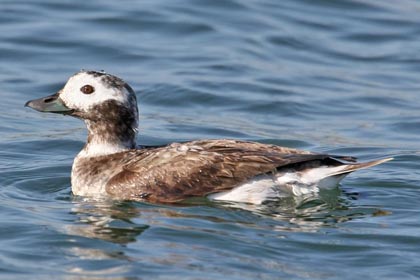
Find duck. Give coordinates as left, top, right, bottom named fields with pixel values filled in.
left=25, top=70, right=392, bottom=204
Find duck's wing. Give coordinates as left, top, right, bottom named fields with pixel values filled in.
left=105, top=140, right=352, bottom=203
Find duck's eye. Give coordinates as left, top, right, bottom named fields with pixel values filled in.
left=80, top=85, right=95, bottom=95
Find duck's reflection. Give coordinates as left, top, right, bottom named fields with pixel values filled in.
left=66, top=187, right=387, bottom=245
left=61, top=187, right=391, bottom=278
left=214, top=187, right=387, bottom=232
left=67, top=199, right=149, bottom=244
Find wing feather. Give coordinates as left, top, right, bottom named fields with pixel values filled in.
left=105, top=140, right=345, bottom=202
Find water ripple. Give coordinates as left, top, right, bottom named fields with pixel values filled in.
left=0, top=0, right=419, bottom=279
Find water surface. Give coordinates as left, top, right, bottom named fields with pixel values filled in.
left=1, top=1, right=419, bottom=279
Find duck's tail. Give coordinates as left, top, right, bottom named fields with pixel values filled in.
left=329, top=157, right=393, bottom=176
left=302, top=157, right=393, bottom=190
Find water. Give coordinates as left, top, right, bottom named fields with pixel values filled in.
left=1, top=0, right=419, bottom=279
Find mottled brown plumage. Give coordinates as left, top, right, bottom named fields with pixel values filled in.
left=70, top=139, right=358, bottom=203
left=106, top=140, right=321, bottom=202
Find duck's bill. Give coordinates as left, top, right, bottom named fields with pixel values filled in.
left=25, top=93, right=73, bottom=114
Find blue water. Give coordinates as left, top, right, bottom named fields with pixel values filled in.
left=1, top=0, right=420, bottom=279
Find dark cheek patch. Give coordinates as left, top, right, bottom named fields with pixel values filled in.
left=85, top=100, right=138, bottom=148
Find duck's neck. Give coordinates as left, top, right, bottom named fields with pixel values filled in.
left=78, top=117, right=138, bottom=158
left=71, top=98, right=139, bottom=158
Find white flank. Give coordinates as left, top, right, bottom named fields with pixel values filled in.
left=208, top=175, right=280, bottom=204
left=209, top=165, right=352, bottom=203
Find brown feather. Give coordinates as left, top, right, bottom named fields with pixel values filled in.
left=103, top=140, right=348, bottom=203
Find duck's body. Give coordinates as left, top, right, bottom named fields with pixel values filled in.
left=71, top=139, right=389, bottom=203
left=26, top=71, right=391, bottom=204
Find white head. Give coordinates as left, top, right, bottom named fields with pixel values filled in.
left=26, top=70, right=139, bottom=157
left=59, top=71, right=133, bottom=113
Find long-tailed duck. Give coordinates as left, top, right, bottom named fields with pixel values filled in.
left=25, top=70, right=392, bottom=204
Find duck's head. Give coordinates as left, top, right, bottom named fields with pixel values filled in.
left=26, top=71, right=139, bottom=155
left=26, top=70, right=138, bottom=122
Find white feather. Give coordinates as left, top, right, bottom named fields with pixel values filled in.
left=209, top=165, right=351, bottom=203
left=59, top=72, right=128, bottom=110
left=208, top=175, right=281, bottom=204
left=76, top=142, right=130, bottom=158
